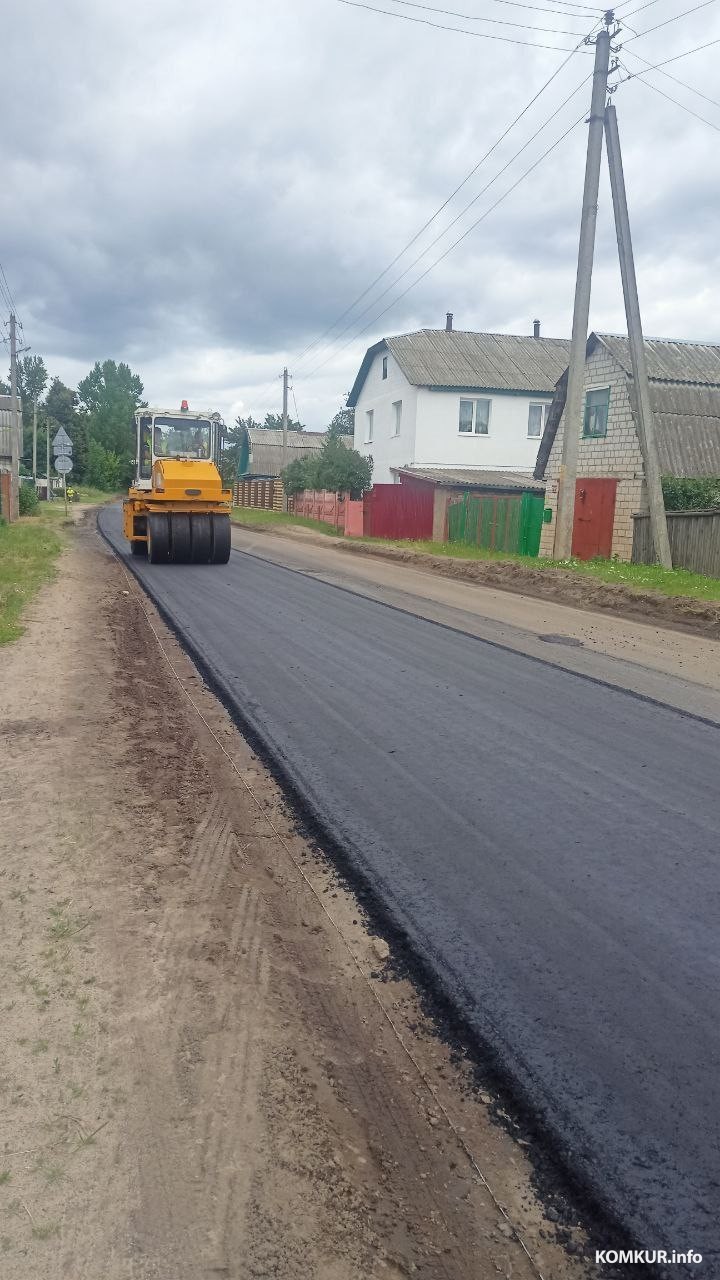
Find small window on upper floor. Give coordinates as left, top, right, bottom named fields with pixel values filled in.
left=365, top=409, right=374, bottom=443
left=528, top=403, right=546, bottom=439
left=382, top=355, right=388, bottom=380
left=583, top=387, right=610, bottom=438
left=459, top=398, right=490, bottom=435
left=392, top=400, right=402, bottom=436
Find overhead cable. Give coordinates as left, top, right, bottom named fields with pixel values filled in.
left=622, top=46, right=720, bottom=108
left=301, top=109, right=587, bottom=380
left=625, top=0, right=719, bottom=42
left=619, top=60, right=720, bottom=130
left=296, top=73, right=591, bottom=374
left=335, top=0, right=583, bottom=50
left=293, top=18, right=599, bottom=369
left=386, top=0, right=589, bottom=33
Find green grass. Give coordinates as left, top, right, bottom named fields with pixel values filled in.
left=230, top=507, right=720, bottom=604
left=231, top=506, right=339, bottom=537
left=356, top=536, right=720, bottom=602
left=0, top=510, right=64, bottom=644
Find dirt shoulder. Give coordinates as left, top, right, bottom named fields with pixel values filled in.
left=231, top=517, right=720, bottom=639
left=0, top=516, right=600, bottom=1278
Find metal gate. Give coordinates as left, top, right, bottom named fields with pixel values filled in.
left=363, top=484, right=434, bottom=541
left=448, top=492, right=544, bottom=556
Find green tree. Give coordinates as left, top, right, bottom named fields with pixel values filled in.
left=44, top=378, right=89, bottom=483
left=282, top=436, right=372, bottom=500
left=662, top=475, right=720, bottom=511
left=17, top=355, right=48, bottom=420
left=260, top=411, right=303, bottom=433
left=86, top=439, right=124, bottom=491
left=77, top=360, right=144, bottom=463
left=327, top=407, right=354, bottom=439
left=0, top=376, right=9, bottom=395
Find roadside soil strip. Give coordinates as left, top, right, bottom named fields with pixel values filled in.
left=0, top=516, right=598, bottom=1278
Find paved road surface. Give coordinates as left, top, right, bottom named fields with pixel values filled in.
left=100, top=507, right=720, bottom=1265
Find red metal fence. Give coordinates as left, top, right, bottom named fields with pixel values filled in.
left=363, top=483, right=434, bottom=541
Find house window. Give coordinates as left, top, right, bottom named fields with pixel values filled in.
left=365, top=409, right=374, bottom=443
left=392, top=400, right=402, bottom=436
left=459, top=398, right=490, bottom=435
left=382, top=356, right=388, bottom=380
left=583, top=387, right=610, bottom=438
left=528, top=403, right=546, bottom=438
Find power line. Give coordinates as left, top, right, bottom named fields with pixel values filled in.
left=335, top=0, right=583, bottom=49
left=393, top=0, right=606, bottom=16
left=622, top=32, right=720, bottom=69
left=625, top=0, right=719, bottom=42
left=290, top=383, right=301, bottom=425
left=615, top=0, right=665, bottom=19
left=296, top=72, right=591, bottom=374
left=385, top=0, right=590, bottom=34
left=622, top=45, right=720, bottom=108
left=301, top=108, right=587, bottom=380
left=618, top=59, right=720, bottom=130
left=293, top=20, right=599, bottom=369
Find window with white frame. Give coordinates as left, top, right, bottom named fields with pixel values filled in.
left=381, top=355, right=388, bottom=380
left=392, top=400, right=402, bottom=436
left=527, top=403, right=546, bottom=438
left=458, top=398, right=490, bottom=435
left=365, top=409, right=374, bottom=443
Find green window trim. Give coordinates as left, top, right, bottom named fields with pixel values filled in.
left=582, top=386, right=610, bottom=438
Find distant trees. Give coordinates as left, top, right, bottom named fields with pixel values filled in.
left=327, top=407, right=354, bottom=439
left=77, top=360, right=144, bottom=472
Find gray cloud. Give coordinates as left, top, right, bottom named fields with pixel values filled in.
left=2, top=0, right=719, bottom=426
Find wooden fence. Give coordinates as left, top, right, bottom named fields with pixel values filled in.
left=632, top=508, right=720, bottom=578
left=448, top=492, right=545, bottom=557
left=233, top=479, right=288, bottom=512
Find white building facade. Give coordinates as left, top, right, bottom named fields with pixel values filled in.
left=348, top=326, right=571, bottom=485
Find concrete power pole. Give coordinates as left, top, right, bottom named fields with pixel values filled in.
left=553, top=26, right=612, bottom=560
left=9, top=313, right=20, bottom=521
left=32, top=397, right=38, bottom=484
left=604, top=104, right=672, bottom=568
left=281, top=367, right=289, bottom=512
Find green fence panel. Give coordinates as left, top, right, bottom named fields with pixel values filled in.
left=519, top=493, right=544, bottom=557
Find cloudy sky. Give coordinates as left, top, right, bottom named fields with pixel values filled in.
left=2, top=0, right=719, bottom=428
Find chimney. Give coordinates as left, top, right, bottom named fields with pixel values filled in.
left=533, top=319, right=541, bottom=339
left=446, top=312, right=453, bottom=332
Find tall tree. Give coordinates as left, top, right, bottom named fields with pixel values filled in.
left=17, top=355, right=48, bottom=407
left=44, top=378, right=88, bottom=482
left=327, top=407, right=354, bottom=439
left=260, top=411, right=304, bottom=433
left=77, top=360, right=144, bottom=460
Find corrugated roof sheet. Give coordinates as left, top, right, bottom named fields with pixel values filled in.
left=386, top=330, right=571, bottom=392
left=535, top=336, right=720, bottom=480
left=348, top=330, right=571, bottom=405
left=243, top=429, right=348, bottom=478
left=396, top=466, right=545, bottom=492
left=597, top=334, right=720, bottom=386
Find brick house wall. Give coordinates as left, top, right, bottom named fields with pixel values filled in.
left=539, top=344, right=647, bottom=560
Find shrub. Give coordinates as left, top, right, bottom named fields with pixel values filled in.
left=662, top=475, right=720, bottom=511
left=86, top=439, right=124, bottom=491
left=282, top=437, right=372, bottom=500
left=19, top=483, right=40, bottom=516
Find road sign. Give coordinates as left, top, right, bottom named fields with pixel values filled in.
left=52, top=426, right=73, bottom=454
left=54, top=445, right=72, bottom=458
left=54, top=455, right=73, bottom=475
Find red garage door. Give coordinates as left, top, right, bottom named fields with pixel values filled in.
left=572, top=478, right=617, bottom=560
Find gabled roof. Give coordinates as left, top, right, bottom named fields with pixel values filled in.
left=347, top=329, right=572, bottom=406
left=534, top=332, right=720, bottom=480
left=394, top=466, right=544, bottom=493
left=239, top=427, right=349, bottom=478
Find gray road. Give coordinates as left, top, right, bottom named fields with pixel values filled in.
left=100, top=507, right=720, bottom=1265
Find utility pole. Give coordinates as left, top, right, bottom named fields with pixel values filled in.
left=553, top=24, right=612, bottom=560
left=281, top=366, right=289, bottom=512
left=9, top=313, right=20, bottom=521
left=46, top=416, right=52, bottom=502
left=604, top=103, right=672, bottom=568
left=32, top=397, right=38, bottom=484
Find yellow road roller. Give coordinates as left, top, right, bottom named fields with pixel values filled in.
left=123, top=401, right=232, bottom=564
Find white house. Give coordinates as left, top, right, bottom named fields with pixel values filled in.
left=348, top=318, right=571, bottom=484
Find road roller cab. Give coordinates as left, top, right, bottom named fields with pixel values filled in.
left=123, top=403, right=232, bottom=564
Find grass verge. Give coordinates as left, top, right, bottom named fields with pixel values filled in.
left=231, top=506, right=339, bottom=537
left=354, top=537, right=720, bottom=602
left=0, top=510, right=65, bottom=644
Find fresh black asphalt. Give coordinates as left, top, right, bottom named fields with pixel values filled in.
left=100, top=507, right=720, bottom=1265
